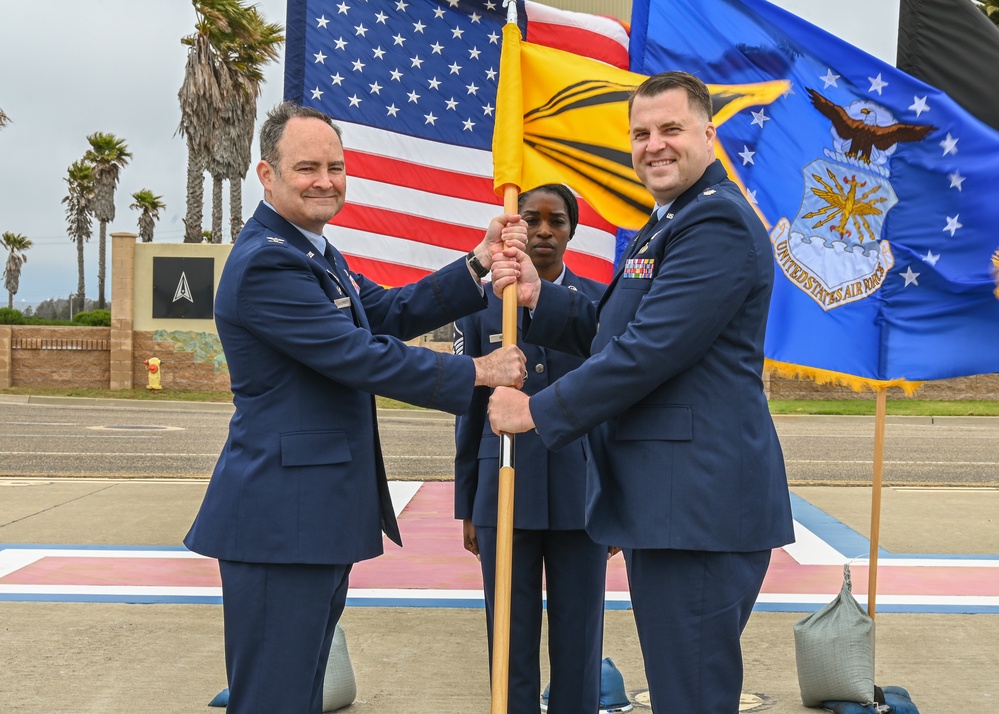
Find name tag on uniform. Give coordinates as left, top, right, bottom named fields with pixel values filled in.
left=623, top=258, right=656, bottom=279
left=489, top=333, right=502, bottom=344
left=335, top=297, right=352, bottom=309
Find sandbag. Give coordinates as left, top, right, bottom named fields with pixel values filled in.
left=794, top=564, right=875, bottom=707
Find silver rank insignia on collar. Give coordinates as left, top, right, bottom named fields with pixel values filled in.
left=307, top=251, right=315, bottom=258
left=266, top=236, right=285, bottom=243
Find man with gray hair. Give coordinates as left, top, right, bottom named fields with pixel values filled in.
left=185, top=101, right=527, bottom=713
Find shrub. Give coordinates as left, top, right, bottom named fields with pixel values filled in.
left=72, top=309, right=111, bottom=327
left=0, top=307, right=26, bottom=324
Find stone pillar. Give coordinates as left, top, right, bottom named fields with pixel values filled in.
left=0, top=325, right=12, bottom=388
left=110, top=232, right=137, bottom=390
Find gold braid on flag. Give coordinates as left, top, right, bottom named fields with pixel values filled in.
left=764, top=359, right=923, bottom=396
left=494, top=33, right=790, bottom=230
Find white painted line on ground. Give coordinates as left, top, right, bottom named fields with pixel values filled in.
left=0, top=550, right=46, bottom=578
left=786, top=459, right=998, bottom=465
left=784, top=521, right=847, bottom=565
left=2, top=452, right=219, bottom=457
left=388, top=481, right=422, bottom=517
left=757, top=593, right=999, bottom=607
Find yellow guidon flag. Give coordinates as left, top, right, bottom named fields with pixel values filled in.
left=493, top=23, right=790, bottom=230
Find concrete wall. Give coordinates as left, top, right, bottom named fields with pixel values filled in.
left=108, top=233, right=232, bottom=390
left=0, top=326, right=110, bottom=389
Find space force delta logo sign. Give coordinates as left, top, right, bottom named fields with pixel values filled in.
left=769, top=89, right=934, bottom=311
left=152, top=257, right=214, bottom=320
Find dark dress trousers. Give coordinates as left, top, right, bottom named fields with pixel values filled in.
left=455, top=269, right=608, bottom=714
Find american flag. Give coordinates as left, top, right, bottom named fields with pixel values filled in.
left=285, top=0, right=629, bottom=285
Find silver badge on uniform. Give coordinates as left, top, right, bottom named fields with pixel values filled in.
left=266, top=236, right=285, bottom=243
left=335, top=297, right=352, bottom=309
left=488, top=333, right=503, bottom=344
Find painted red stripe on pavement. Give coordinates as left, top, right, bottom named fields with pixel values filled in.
left=0, top=557, right=218, bottom=588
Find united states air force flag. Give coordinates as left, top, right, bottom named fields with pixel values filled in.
left=630, top=0, right=999, bottom=387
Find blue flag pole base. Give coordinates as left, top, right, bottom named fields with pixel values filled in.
left=822, top=685, right=919, bottom=713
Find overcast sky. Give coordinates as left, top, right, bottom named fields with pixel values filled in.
left=0, top=0, right=898, bottom=307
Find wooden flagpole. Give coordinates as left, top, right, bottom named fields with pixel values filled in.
left=867, top=387, right=888, bottom=620
left=490, top=183, right=521, bottom=713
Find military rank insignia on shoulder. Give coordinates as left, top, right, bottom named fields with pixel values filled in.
left=266, top=236, right=285, bottom=244
left=702, top=189, right=717, bottom=196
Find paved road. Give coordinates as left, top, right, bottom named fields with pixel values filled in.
left=0, top=396, right=996, bottom=485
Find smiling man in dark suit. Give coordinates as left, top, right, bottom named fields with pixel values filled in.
left=487, top=73, right=795, bottom=713
left=184, top=101, right=527, bottom=714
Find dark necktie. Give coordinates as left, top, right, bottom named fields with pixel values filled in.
left=324, top=242, right=352, bottom=296
left=323, top=241, right=337, bottom=268
left=626, top=211, right=660, bottom=261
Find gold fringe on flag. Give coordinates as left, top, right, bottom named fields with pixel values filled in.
left=992, top=249, right=999, bottom=300
left=765, top=359, right=923, bottom=396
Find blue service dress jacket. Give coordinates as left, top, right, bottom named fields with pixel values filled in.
left=524, top=160, right=795, bottom=553
left=454, top=269, right=605, bottom=529
left=185, top=202, right=486, bottom=566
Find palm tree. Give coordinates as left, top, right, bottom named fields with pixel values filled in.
left=981, top=0, right=999, bottom=27
left=84, top=132, right=132, bottom=310
left=179, top=0, right=283, bottom=243
left=130, top=189, right=166, bottom=243
left=209, top=8, right=283, bottom=242
left=62, top=160, right=95, bottom=304
left=179, top=0, right=249, bottom=244
left=2, top=232, right=32, bottom=310
left=0, top=109, right=10, bottom=128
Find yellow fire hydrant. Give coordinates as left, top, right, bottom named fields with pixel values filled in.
left=144, top=357, right=162, bottom=390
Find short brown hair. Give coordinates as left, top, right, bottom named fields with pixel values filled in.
left=259, top=102, right=342, bottom=168
left=628, top=71, right=713, bottom=122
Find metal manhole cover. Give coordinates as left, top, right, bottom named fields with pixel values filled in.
left=631, top=691, right=770, bottom=711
